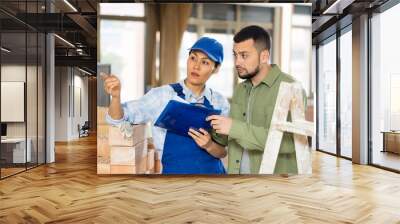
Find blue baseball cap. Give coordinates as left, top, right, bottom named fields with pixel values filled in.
left=189, top=37, right=224, bottom=64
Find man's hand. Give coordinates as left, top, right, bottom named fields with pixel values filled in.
left=188, top=128, right=212, bottom=150
left=206, top=115, right=232, bottom=135
left=100, top=73, right=121, bottom=98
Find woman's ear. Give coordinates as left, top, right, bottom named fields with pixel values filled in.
left=212, top=64, right=220, bottom=74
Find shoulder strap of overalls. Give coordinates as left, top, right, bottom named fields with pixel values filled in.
left=169, top=83, right=185, bottom=100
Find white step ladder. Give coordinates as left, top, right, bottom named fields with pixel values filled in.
left=259, top=82, right=314, bottom=174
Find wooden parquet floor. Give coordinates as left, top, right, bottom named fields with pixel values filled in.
left=1, top=134, right=400, bottom=224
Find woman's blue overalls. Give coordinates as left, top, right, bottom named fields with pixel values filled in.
left=161, top=83, right=226, bottom=174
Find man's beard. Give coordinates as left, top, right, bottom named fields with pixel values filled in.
left=237, top=65, right=260, bottom=80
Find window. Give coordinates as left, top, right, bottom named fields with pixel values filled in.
left=99, top=3, right=145, bottom=102
left=390, top=75, right=400, bottom=130
left=291, top=5, right=312, bottom=97
left=203, top=4, right=235, bottom=21
left=241, top=6, right=273, bottom=23
left=179, top=31, right=198, bottom=82
left=317, top=36, right=337, bottom=155
left=0, top=1, right=46, bottom=179
left=339, top=27, right=352, bottom=158
left=99, top=3, right=145, bottom=17
left=371, top=3, right=400, bottom=171
left=204, top=32, right=235, bottom=98
left=179, top=4, right=275, bottom=99
left=291, top=28, right=311, bottom=96
left=179, top=30, right=235, bottom=99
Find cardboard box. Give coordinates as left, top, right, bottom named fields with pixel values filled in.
left=132, top=125, right=147, bottom=147
left=135, top=140, right=148, bottom=174
left=108, top=126, right=134, bottom=146
left=147, top=149, right=155, bottom=173
left=97, top=124, right=109, bottom=139
left=110, top=165, right=136, bottom=174
left=97, top=163, right=110, bottom=174
left=96, top=122, right=150, bottom=174
left=97, top=138, right=110, bottom=161
left=110, top=146, right=136, bottom=165
left=154, top=151, right=162, bottom=174
left=97, top=107, right=109, bottom=125
left=108, top=124, right=147, bottom=147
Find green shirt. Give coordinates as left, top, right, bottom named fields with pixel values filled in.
left=225, top=64, right=305, bottom=174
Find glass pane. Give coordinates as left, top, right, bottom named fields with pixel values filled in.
left=179, top=30, right=234, bottom=99
left=187, top=25, right=197, bottom=33
left=294, top=5, right=312, bottom=15
left=290, top=27, right=311, bottom=96
left=38, top=33, right=45, bottom=164
left=26, top=0, right=38, bottom=13
left=1, top=31, right=27, bottom=177
left=191, top=4, right=197, bottom=18
left=99, top=3, right=145, bottom=17
left=0, top=1, right=26, bottom=13
left=203, top=4, right=235, bottom=21
left=100, top=20, right=145, bottom=102
left=311, top=45, right=317, bottom=150
left=340, top=29, right=352, bottom=158
left=179, top=31, right=198, bottom=81
left=318, top=37, right=337, bottom=154
left=240, top=5, right=274, bottom=23
left=203, top=32, right=234, bottom=99
left=391, top=75, right=400, bottom=125
left=371, top=3, right=400, bottom=171
left=292, top=6, right=311, bottom=27
left=27, top=31, right=38, bottom=169
left=0, top=2, right=27, bottom=32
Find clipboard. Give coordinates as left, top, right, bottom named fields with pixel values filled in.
left=154, top=100, right=221, bottom=137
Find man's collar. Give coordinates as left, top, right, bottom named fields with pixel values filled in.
left=261, top=64, right=281, bottom=87
left=242, top=64, right=281, bottom=88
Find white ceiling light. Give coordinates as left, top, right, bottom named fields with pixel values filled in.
left=323, top=0, right=354, bottom=15
left=1, top=47, right=11, bottom=53
left=54, top=34, right=75, bottom=48
left=63, top=0, right=78, bottom=12
left=78, top=67, right=93, bottom=76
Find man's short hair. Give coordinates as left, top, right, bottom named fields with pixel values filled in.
left=233, top=25, right=271, bottom=53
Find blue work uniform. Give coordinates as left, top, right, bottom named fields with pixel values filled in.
left=162, top=83, right=226, bottom=174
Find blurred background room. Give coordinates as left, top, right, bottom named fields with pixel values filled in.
left=97, top=3, right=313, bottom=174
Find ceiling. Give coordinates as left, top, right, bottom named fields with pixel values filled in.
left=0, top=0, right=97, bottom=73
left=311, top=0, right=390, bottom=44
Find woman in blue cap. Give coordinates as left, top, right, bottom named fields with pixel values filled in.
left=102, top=37, right=230, bottom=174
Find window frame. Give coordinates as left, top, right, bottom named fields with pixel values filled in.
left=368, top=0, right=400, bottom=173
left=98, top=3, right=146, bottom=102
left=315, top=24, right=353, bottom=161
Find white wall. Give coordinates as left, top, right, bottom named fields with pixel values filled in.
left=1, top=65, right=26, bottom=139
left=54, top=66, right=68, bottom=141
left=54, top=67, right=89, bottom=141
left=71, top=72, right=89, bottom=138
left=1, top=64, right=46, bottom=163
left=1, top=65, right=40, bottom=137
